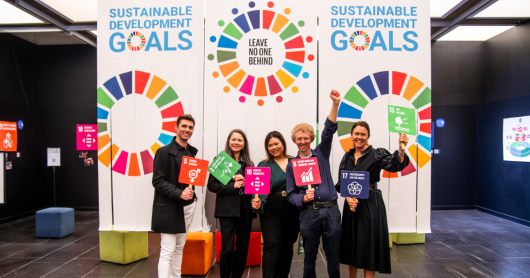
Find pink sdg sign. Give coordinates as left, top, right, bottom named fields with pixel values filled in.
left=244, top=167, right=271, bottom=195
left=292, top=157, right=322, bottom=186
left=76, top=124, right=98, bottom=150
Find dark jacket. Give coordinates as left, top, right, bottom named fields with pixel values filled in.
left=151, top=138, right=198, bottom=234
left=207, top=158, right=256, bottom=220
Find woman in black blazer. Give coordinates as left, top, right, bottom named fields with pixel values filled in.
left=207, top=129, right=255, bottom=278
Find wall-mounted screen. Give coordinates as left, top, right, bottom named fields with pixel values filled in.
left=503, top=116, right=530, bottom=162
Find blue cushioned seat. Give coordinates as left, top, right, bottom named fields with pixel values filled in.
left=36, top=207, right=75, bottom=238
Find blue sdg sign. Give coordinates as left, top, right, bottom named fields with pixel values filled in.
left=340, top=171, right=370, bottom=199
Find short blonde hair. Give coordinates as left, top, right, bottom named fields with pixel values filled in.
left=291, top=123, right=316, bottom=141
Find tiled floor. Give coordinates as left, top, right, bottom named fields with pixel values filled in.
left=0, top=210, right=530, bottom=277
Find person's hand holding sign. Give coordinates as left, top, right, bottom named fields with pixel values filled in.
left=233, top=174, right=245, bottom=189
left=180, top=187, right=194, bottom=201
left=252, top=198, right=261, bottom=209
left=303, top=188, right=315, bottom=202
left=345, top=197, right=358, bottom=212
left=398, top=133, right=409, bottom=163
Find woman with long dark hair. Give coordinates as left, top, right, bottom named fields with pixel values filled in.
left=251, top=131, right=299, bottom=278
left=207, top=129, right=255, bottom=278
left=336, top=121, right=409, bottom=278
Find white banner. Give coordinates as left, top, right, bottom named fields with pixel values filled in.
left=203, top=0, right=318, bottom=229
left=97, top=0, right=204, bottom=231
left=319, top=1, right=431, bottom=233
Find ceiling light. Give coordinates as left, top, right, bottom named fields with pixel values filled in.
left=0, top=27, right=61, bottom=33
left=431, top=0, right=464, bottom=17
left=0, top=1, right=43, bottom=24
left=474, top=0, right=530, bottom=18
left=36, top=0, right=96, bottom=22
left=438, top=26, right=514, bottom=41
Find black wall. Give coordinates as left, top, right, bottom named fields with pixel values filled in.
left=429, top=41, right=484, bottom=208
left=0, top=34, right=50, bottom=222
left=431, top=105, right=476, bottom=208
left=36, top=45, right=98, bottom=209
left=485, top=23, right=530, bottom=102
left=476, top=95, right=530, bottom=223
left=475, top=22, right=530, bottom=223
left=0, top=34, right=98, bottom=223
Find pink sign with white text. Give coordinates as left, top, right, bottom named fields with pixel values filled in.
left=76, top=124, right=98, bottom=150
left=244, top=167, right=271, bottom=195
left=292, top=157, right=322, bottom=186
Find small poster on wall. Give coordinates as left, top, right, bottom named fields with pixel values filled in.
left=6, top=161, right=12, bottom=170
left=47, top=148, right=61, bottom=167
left=76, top=124, right=98, bottom=150
left=0, top=121, right=18, bottom=152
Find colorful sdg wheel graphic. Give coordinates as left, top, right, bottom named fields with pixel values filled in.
left=350, top=31, right=370, bottom=51
left=97, top=71, right=184, bottom=176
left=337, top=71, right=432, bottom=178
left=510, top=141, right=530, bottom=157
left=207, top=1, right=314, bottom=106
left=127, top=31, right=146, bottom=51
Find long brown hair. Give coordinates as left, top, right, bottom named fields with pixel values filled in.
left=224, top=129, right=253, bottom=167
left=264, top=131, right=289, bottom=162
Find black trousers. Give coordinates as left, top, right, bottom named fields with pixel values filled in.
left=299, top=204, right=341, bottom=278
left=219, top=216, right=252, bottom=278
left=260, top=196, right=300, bottom=278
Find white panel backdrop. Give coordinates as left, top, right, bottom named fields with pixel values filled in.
left=318, top=0, right=431, bottom=233
left=203, top=0, right=318, bottom=232
left=97, top=0, right=204, bottom=231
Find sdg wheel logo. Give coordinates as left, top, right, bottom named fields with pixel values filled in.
left=350, top=31, right=370, bottom=51
left=207, top=1, right=315, bottom=106
left=337, top=71, right=432, bottom=179
left=127, top=31, right=146, bottom=51
left=97, top=71, right=184, bottom=176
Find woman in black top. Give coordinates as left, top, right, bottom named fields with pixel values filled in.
left=251, top=131, right=299, bottom=278
left=335, top=121, right=409, bottom=278
left=207, top=129, right=256, bottom=278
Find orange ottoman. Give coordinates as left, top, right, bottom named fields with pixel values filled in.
left=215, top=230, right=262, bottom=267
left=181, top=232, right=214, bottom=276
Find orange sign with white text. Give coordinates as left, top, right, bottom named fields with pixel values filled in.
left=0, top=121, right=17, bottom=152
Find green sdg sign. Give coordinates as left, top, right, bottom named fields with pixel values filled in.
left=208, top=151, right=241, bottom=185
left=388, top=105, right=417, bottom=136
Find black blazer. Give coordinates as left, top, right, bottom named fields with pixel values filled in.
left=207, top=160, right=256, bottom=220
left=151, top=139, right=198, bottom=234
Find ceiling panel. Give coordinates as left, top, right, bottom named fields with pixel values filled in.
left=438, top=25, right=513, bottom=41
left=431, top=0, right=465, bottom=17
left=0, top=1, right=43, bottom=24
left=474, top=0, right=530, bottom=18
left=37, top=0, right=97, bottom=22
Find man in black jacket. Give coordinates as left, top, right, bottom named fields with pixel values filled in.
left=152, top=114, right=198, bottom=278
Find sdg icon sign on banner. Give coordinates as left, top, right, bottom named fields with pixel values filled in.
left=340, top=171, right=369, bottom=199
left=292, top=157, right=321, bottom=186
left=208, top=151, right=241, bottom=185
left=388, top=105, right=417, bottom=136
left=245, top=167, right=271, bottom=195
left=178, top=156, right=210, bottom=187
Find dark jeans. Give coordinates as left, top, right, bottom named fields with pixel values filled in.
left=299, top=204, right=341, bottom=278
left=260, top=197, right=300, bottom=278
left=219, top=216, right=252, bottom=278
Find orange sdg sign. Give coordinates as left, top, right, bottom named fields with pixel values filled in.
left=178, top=156, right=210, bottom=187
left=0, top=121, right=17, bottom=152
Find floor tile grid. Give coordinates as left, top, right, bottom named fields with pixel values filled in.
left=425, top=211, right=530, bottom=278
left=0, top=218, right=100, bottom=278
